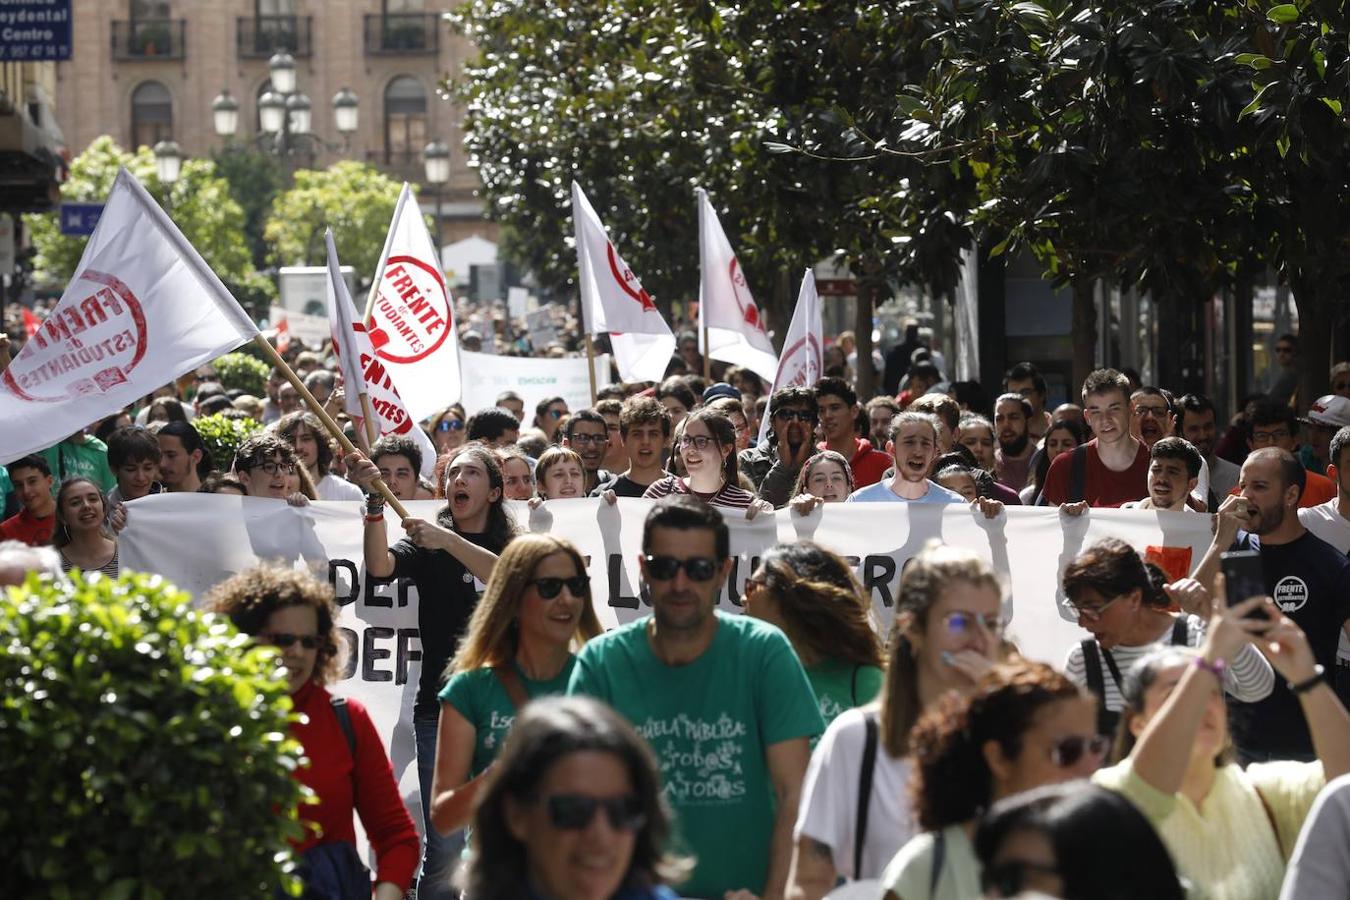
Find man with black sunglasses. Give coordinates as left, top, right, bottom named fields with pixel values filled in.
left=739, top=385, right=820, bottom=508
left=569, top=497, right=823, bottom=900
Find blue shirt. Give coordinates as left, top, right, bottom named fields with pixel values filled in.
left=845, top=479, right=966, bottom=503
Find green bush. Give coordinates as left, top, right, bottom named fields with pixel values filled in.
left=195, top=412, right=263, bottom=471
left=212, top=351, right=270, bottom=396
left=0, top=570, right=306, bottom=898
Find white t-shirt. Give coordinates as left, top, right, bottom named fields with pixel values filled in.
left=793, top=707, right=915, bottom=880
left=1297, top=500, right=1350, bottom=663
left=317, top=472, right=365, bottom=502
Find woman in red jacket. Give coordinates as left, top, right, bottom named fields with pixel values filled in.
left=209, top=566, right=419, bottom=899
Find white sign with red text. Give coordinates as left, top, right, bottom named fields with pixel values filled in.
left=697, top=188, right=778, bottom=382
left=571, top=181, right=676, bottom=384
left=365, top=184, right=461, bottom=419
left=0, top=168, right=257, bottom=463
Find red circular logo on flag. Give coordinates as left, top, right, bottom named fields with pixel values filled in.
left=367, top=255, right=453, bottom=365
left=775, top=334, right=822, bottom=388
left=606, top=243, right=656, bottom=312
left=2, top=269, right=148, bottom=403
left=729, top=258, right=765, bottom=332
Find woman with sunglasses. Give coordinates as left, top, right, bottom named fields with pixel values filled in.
left=743, top=541, right=883, bottom=736
left=788, top=542, right=1005, bottom=897
left=1061, top=538, right=1273, bottom=738
left=460, top=695, right=688, bottom=900
left=787, top=450, right=855, bottom=515
left=430, top=534, right=602, bottom=841
left=973, top=781, right=1185, bottom=900
left=51, top=477, right=119, bottom=577
left=880, top=661, right=1103, bottom=900
left=1093, top=587, right=1350, bottom=900
left=430, top=406, right=468, bottom=456
left=642, top=408, right=771, bottom=518
left=207, top=566, right=419, bottom=900
left=533, top=396, right=569, bottom=444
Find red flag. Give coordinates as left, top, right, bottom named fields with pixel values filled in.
left=274, top=316, right=291, bottom=355
left=22, top=307, right=40, bottom=338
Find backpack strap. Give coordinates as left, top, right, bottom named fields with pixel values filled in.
left=930, top=828, right=947, bottom=895
left=494, top=665, right=531, bottom=711
left=330, top=695, right=357, bottom=760
left=1170, top=616, right=1190, bottom=646
left=1082, top=639, right=1107, bottom=707
left=853, top=713, right=880, bottom=880
left=1067, top=444, right=1089, bottom=504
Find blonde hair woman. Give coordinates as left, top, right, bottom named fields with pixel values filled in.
left=429, top=534, right=602, bottom=837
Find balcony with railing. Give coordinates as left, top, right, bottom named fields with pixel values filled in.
left=111, top=19, right=187, bottom=61
left=237, top=15, right=313, bottom=59
left=363, top=13, right=439, bottom=55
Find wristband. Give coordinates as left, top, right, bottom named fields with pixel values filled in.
left=1192, top=656, right=1226, bottom=681
left=363, top=514, right=384, bottom=524
left=1289, top=665, right=1327, bottom=695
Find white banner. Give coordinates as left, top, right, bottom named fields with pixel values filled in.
left=697, top=188, right=778, bottom=382
left=0, top=169, right=258, bottom=463
left=365, top=183, right=462, bottom=419
left=458, top=349, right=612, bottom=418
left=571, top=181, right=676, bottom=383
left=757, top=269, right=824, bottom=444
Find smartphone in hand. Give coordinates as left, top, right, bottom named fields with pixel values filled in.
left=1220, top=549, right=1269, bottom=621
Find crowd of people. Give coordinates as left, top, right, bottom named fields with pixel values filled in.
left=6, top=309, right=1350, bottom=900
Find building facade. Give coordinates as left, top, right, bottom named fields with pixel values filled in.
left=52, top=0, right=491, bottom=248
left=0, top=58, right=64, bottom=214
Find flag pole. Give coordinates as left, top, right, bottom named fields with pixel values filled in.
left=358, top=392, right=381, bottom=448
left=252, top=334, right=409, bottom=519
left=584, top=333, right=598, bottom=406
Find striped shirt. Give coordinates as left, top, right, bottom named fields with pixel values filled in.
left=642, top=475, right=755, bottom=510
left=1063, top=614, right=1274, bottom=712
left=59, top=546, right=120, bottom=580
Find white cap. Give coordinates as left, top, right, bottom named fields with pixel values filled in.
left=1306, top=394, right=1350, bottom=429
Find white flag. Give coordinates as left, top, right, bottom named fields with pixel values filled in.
left=364, top=183, right=461, bottom=420
left=0, top=168, right=258, bottom=462
left=326, top=231, right=437, bottom=479
left=571, top=181, right=675, bottom=384
left=697, top=188, right=777, bottom=382
left=756, top=269, right=824, bottom=444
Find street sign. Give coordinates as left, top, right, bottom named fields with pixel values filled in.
left=0, top=1, right=73, bottom=61
left=59, top=202, right=104, bottom=236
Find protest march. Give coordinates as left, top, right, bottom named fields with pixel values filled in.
left=6, top=126, right=1350, bottom=900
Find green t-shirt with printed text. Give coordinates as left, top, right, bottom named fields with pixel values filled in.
left=568, top=612, right=824, bottom=899
left=805, top=658, right=884, bottom=745
left=438, top=657, right=577, bottom=777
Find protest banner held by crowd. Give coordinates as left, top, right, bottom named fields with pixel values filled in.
left=7, top=168, right=1350, bottom=900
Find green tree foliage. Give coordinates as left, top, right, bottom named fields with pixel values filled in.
left=263, top=161, right=405, bottom=278
left=212, top=351, right=270, bottom=396
left=0, top=570, right=306, bottom=897
left=195, top=412, right=263, bottom=470
left=23, top=136, right=259, bottom=291
left=211, top=145, right=287, bottom=271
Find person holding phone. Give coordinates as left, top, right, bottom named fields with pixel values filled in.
left=1191, top=447, right=1350, bottom=763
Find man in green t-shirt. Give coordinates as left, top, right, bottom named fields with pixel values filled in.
left=39, top=431, right=116, bottom=495
left=568, top=497, right=823, bottom=899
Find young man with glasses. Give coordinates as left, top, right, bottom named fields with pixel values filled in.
left=1042, top=369, right=1150, bottom=509
left=739, top=385, right=820, bottom=507
left=1128, top=387, right=1174, bottom=449
left=1241, top=398, right=1335, bottom=507
left=232, top=434, right=301, bottom=500
left=561, top=408, right=613, bottom=495
left=568, top=497, right=823, bottom=899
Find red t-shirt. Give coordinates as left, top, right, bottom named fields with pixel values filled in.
left=819, top=437, right=893, bottom=489
left=1042, top=439, right=1149, bottom=508
left=0, top=508, right=56, bottom=546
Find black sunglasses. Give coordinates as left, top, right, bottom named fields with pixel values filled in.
left=542, top=793, right=646, bottom=832
left=261, top=632, right=319, bottom=650
left=981, top=860, right=1061, bottom=897
left=436, top=419, right=465, bottom=432
left=773, top=408, right=817, bottom=423
left=644, top=555, right=719, bottom=582
left=1048, top=734, right=1109, bottom=768
left=529, top=576, right=590, bottom=600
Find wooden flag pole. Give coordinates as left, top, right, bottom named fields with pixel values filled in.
left=584, top=333, right=598, bottom=406
left=252, top=335, right=410, bottom=520
left=358, top=392, right=381, bottom=448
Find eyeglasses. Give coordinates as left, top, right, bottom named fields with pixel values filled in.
left=644, top=554, right=720, bottom=582
left=541, top=793, right=646, bottom=832
left=942, top=610, right=1004, bottom=637
left=1251, top=428, right=1291, bottom=444
left=677, top=435, right=717, bottom=450
left=1048, top=734, right=1109, bottom=768
left=253, top=461, right=296, bottom=476
left=1132, top=405, right=1169, bottom=418
left=529, top=576, right=590, bottom=599
left=436, top=419, right=464, bottom=432
left=981, top=860, right=1061, bottom=898
left=1275, top=345, right=1295, bottom=355
left=261, top=632, right=319, bottom=650
left=773, top=409, right=817, bottom=424
left=1064, top=593, right=1124, bottom=621
left=568, top=433, right=608, bottom=445
left=547, top=409, right=566, bottom=419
